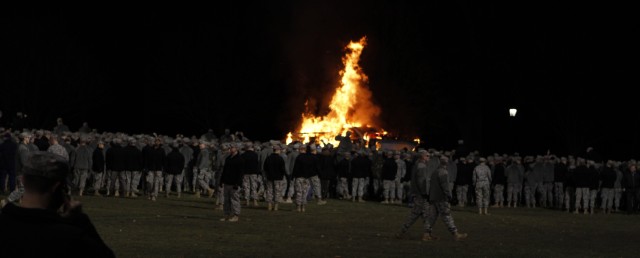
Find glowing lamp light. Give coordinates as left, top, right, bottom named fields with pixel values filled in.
left=509, top=108, right=517, bottom=117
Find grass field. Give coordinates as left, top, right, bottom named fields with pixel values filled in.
left=4, top=193, right=638, bottom=257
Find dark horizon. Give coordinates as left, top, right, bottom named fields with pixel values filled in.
left=1, top=3, right=637, bottom=159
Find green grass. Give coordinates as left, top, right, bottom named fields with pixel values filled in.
left=4, top=193, right=638, bottom=257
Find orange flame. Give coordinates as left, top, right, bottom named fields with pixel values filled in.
left=288, top=37, right=381, bottom=146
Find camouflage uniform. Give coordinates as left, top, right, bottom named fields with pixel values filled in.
left=241, top=147, right=261, bottom=202
left=525, top=160, right=545, bottom=207
left=265, top=179, right=283, bottom=204
left=179, top=141, right=194, bottom=192
left=398, top=154, right=431, bottom=235
left=195, top=147, right=213, bottom=193
left=310, top=175, right=322, bottom=200
left=285, top=148, right=300, bottom=200
left=223, top=185, right=241, bottom=216
left=91, top=146, right=106, bottom=195
left=426, top=164, right=459, bottom=234
left=294, top=178, right=310, bottom=205
left=394, top=157, right=407, bottom=201
left=7, top=139, right=31, bottom=203
left=427, top=202, right=458, bottom=234
left=399, top=195, right=430, bottom=234
left=472, top=161, right=492, bottom=209
left=506, top=162, right=524, bottom=206
left=72, top=143, right=93, bottom=194
left=613, top=166, right=623, bottom=211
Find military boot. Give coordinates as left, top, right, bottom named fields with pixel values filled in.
left=453, top=232, right=468, bottom=241
left=422, top=233, right=439, bottom=241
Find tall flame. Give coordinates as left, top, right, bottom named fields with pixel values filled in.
left=288, top=37, right=381, bottom=146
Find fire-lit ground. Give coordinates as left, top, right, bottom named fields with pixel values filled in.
left=60, top=194, right=638, bottom=257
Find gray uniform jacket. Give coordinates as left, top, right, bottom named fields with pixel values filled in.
left=429, top=167, right=451, bottom=202
left=179, top=146, right=194, bottom=168
left=72, top=145, right=93, bottom=170
left=506, top=164, right=524, bottom=185
left=410, top=160, right=431, bottom=196
left=473, top=164, right=492, bottom=185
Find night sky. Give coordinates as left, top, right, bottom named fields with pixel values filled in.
left=1, top=2, right=637, bottom=159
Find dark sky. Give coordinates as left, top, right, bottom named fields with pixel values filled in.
left=1, top=2, right=637, bottom=159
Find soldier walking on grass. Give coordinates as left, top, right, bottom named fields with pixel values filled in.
left=425, top=156, right=468, bottom=241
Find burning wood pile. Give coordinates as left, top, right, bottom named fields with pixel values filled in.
left=286, top=37, right=419, bottom=151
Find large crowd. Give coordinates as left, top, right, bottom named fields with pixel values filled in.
left=1, top=117, right=639, bottom=218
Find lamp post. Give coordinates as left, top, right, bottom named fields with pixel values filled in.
left=509, top=108, right=517, bottom=154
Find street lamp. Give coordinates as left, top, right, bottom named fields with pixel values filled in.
left=508, top=108, right=518, bottom=154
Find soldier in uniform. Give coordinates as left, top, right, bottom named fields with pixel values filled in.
left=394, top=152, right=407, bottom=204
left=194, top=141, right=215, bottom=198
left=220, top=143, right=243, bottom=222
left=473, top=157, right=492, bottom=215
left=0, top=133, right=18, bottom=196
left=3, top=132, right=32, bottom=205
left=492, top=157, right=506, bottom=207
left=395, top=150, right=436, bottom=241
left=241, top=142, right=260, bottom=206
left=284, top=143, right=300, bottom=203
left=587, top=160, right=600, bottom=214
left=613, top=161, right=624, bottom=212
left=165, top=143, right=185, bottom=198
left=318, top=146, right=336, bottom=200
left=72, top=138, right=92, bottom=196
left=542, top=156, right=555, bottom=207
left=381, top=151, right=397, bottom=204
left=426, top=156, right=468, bottom=241
left=564, top=157, right=577, bottom=212
left=445, top=152, right=457, bottom=204
left=351, top=150, right=372, bottom=202
left=292, top=144, right=316, bottom=212
left=336, top=152, right=352, bottom=199
left=506, top=157, right=524, bottom=207
left=178, top=138, right=194, bottom=198
left=401, top=153, right=414, bottom=204
left=600, top=160, right=617, bottom=213
left=263, top=144, right=286, bottom=211
left=553, top=157, right=568, bottom=209
left=526, top=156, right=545, bottom=208
left=622, top=162, right=639, bottom=214
left=53, top=117, right=70, bottom=135
left=145, top=138, right=165, bottom=201
left=91, top=141, right=106, bottom=196
left=455, top=157, right=472, bottom=207
left=573, top=158, right=590, bottom=214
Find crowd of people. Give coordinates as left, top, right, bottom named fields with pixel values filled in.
left=1, top=118, right=640, bottom=221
